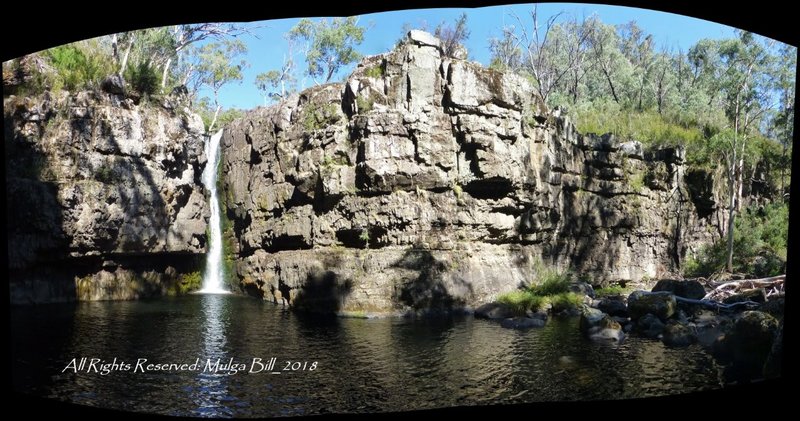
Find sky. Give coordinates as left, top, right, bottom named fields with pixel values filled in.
left=202, top=3, right=742, bottom=110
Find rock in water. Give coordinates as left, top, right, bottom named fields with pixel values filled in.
left=474, top=303, right=514, bottom=320
left=500, top=317, right=546, bottom=329
left=580, top=307, right=624, bottom=342
left=662, top=322, right=696, bottom=347
left=627, top=291, right=677, bottom=322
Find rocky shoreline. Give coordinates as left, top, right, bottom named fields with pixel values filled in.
left=474, top=277, right=783, bottom=381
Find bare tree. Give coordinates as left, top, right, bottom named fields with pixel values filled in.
left=508, top=6, right=593, bottom=102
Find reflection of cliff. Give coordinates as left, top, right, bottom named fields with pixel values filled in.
left=221, top=31, right=725, bottom=313
left=6, top=88, right=209, bottom=303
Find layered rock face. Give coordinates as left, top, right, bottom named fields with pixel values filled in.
left=6, top=88, right=209, bottom=303
left=222, top=32, right=722, bottom=314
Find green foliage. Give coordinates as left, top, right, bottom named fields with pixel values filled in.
left=530, top=269, right=572, bottom=296
left=355, top=95, right=373, bottom=114
left=594, top=285, right=626, bottom=297
left=195, top=97, right=244, bottom=131
left=45, top=42, right=112, bottom=92
left=629, top=172, right=645, bottom=193
left=497, top=290, right=548, bottom=315
left=364, top=64, right=384, bottom=79
left=289, top=17, right=365, bottom=83
left=684, top=202, right=788, bottom=277
left=174, top=271, right=202, bottom=295
left=573, top=104, right=704, bottom=149
left=124, top=60, right=160, bottom=96
left=94, top=164, right=115, bottom=183
left=549, top=292, right=583, bottom=313
left=302, top=102, right=340, bottom=131
left=496, top=268, right=582, bottom=316
left=452, top=183, right=463, bottom=200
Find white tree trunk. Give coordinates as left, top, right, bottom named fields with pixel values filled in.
left=161, top=57, right=172, bottom=89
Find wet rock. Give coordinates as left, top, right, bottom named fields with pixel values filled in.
left=501, top=317, right=546, bottom=329
left=760, top=296, right=785, bottom=318
left=713, top=311, right=778, bottom=374
left=652, top=279, right=706, bottom=300
left=526, top=310, right=549, bottom=321
left=474, top=302, right=514, bottom=320
left=763, top=319, right=783, bottom=378
left=662, top=321, right=696, bottom=347
left=636, top=313, right=665, bottom=339
left=569, top=281, right=595, bottom=298
left=627, top=291, right=676, bottom=321
left=598, top=296, right=628, bottom=317
left=580, top=307, right=624, bottom=342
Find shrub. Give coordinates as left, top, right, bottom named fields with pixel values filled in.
left=549, top=292, right=583, bottom=313
left=594, top=285, right=626, bottom=297
left=497, top=290, right=548, bottom=315
left=46, top=42, right=112, bottom=92
left=531, top=269, right=572, bottom=296
left=125, top=60, right=160, bottom=97
left=303, top=102, right=340, bottom=131
left=684, top=202, right=788, bottom=277
left=364, top=64, right=384, bottom=79
left=355, top=95, right=373, bottom=114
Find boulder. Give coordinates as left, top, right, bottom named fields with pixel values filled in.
left=636, top=313, right=665, bottom=339
left=651, top=279, right=706, bottom=300
left=598, top=296, right=628, bottom=317
left=713, top=311, right=778, bottom=363
left=474, top=302, right=514, bottom=320
left=101, top=74, right=125, bottom=95
left=568, top=281, right=595, bottom=298
left=580, top=307, right=624, bottom=342
left=407, top=30, right=440, bottom=48
left=662, top=321, right=696, bottom=347
left=627, top=291, right=676, bottom=321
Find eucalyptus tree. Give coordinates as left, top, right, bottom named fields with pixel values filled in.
left=289, top=17, right=365, bottom=84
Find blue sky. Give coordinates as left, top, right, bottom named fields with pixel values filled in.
left=203, top=3, right=742, bottom=110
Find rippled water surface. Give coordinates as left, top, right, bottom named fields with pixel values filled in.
left=11, top=294, right=725, bottom=417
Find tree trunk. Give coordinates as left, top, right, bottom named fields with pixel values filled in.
left=725, top=149, right=736, bottom=273
left=208, top=104, right=221, bottom=133
left=602, top=65, right=620, bottom=103
left=119, top=38, right=134, bottom=77
left=725, top=98, right=741, bottom=273
left=161, top=57, right=172, bottom=89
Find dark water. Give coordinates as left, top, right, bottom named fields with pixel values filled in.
left=11, top=294, right=725, bottom=417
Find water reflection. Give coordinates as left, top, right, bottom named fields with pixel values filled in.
left=191, top=294, right=235, bottom=417
left=11, top=295, right=726, bottom=417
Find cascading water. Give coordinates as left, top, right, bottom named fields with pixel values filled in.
left=199, top=129, right=229, bottom=294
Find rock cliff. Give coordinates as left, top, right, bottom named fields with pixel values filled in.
left=6, top=87, right=209, bottom=303
left=220, top=32, right=725, bottom=314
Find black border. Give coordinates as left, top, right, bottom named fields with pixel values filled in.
left=4, top=0, right=796, bottom=419
left=1, top=0, right=797, bottom=61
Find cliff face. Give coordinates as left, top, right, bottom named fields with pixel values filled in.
left=6, top=88, right=209, bottom=303
left=221, top=31, right=725, bottom=314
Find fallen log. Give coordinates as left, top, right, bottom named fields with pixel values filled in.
left=703, top=275, right=785, bottom=301
left=674, top=296, right=761, bottom=311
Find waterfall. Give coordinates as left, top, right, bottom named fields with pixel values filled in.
left=199, top=129, right=229, bottom=294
